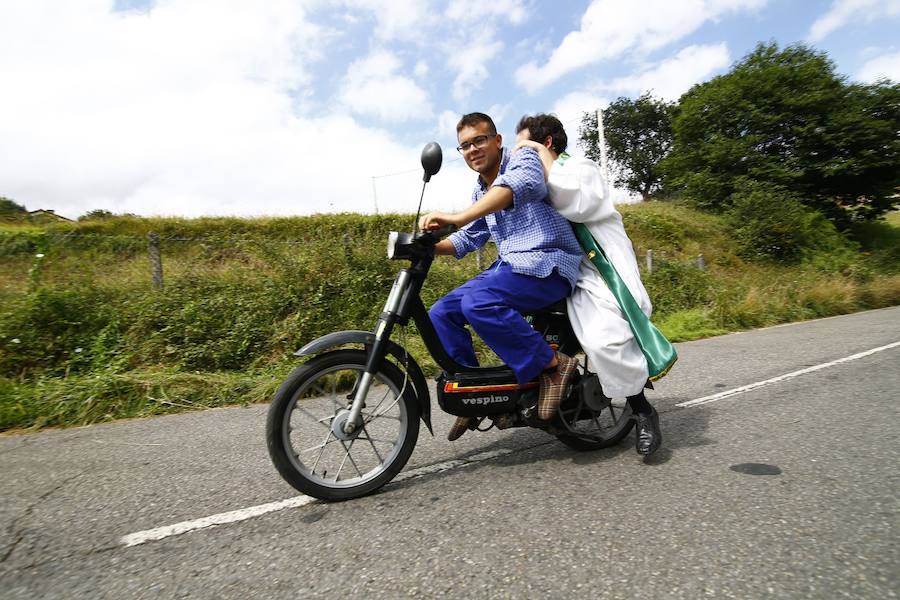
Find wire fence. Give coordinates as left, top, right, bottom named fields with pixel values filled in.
left=1, top=229, right=705, bottom=298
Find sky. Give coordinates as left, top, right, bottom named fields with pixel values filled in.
left=1, top=0, right=898, bottom=220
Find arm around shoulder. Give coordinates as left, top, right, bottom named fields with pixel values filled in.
left=494, top=148, right=548, bottom=208
left=548, top=158, right=616, bottom=223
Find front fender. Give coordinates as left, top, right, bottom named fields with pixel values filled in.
left=294, top=330, right=374, bottom=357
left=295, top=330, right=433, bottom=436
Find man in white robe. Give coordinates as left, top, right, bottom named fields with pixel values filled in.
left=514, top=113, right=662, bottom=456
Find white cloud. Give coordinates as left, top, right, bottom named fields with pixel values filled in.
left=438, top=110, right=461, bottom=141
left=487, top=103, right=515, bottom=133
left=414, top=59, right=429, bottom=78
left=0, top=1, right=461, bottom=218
left=599, top=43, right=730, bottom=100
left=808, top=0, right=900, bottom=42
left=540, top=43, right=728, bottom=158
left=515, top=0, right=765, bottom=92
left=857, top=49, right=900, bottom=81
left=550, top=92, right=609, bottom=133
left=338, top=49, right=433, bottom=122
left=437, top=1, right=535, bottom=104
left=445, top=0, right=531, bottom=25
left=447, top=39, right=503, bottom=102
left=339, top=0, right=436, bottom=42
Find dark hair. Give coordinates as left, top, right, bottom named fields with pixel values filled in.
left=457, top=112, right=497, bottom=136
left=515, top=113, right=567, bottom=154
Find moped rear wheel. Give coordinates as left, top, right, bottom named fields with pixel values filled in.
left=555, top=372, right=635, bottom=451
left=266, top=349, right=419, bottom=501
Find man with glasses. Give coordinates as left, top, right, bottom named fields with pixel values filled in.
left=418, top=112, right=583, bottom=441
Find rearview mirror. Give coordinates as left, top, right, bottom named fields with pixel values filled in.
left=421, top=142, right=442, bottom=183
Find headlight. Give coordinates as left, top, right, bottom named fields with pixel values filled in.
left=387, top=231, right=415, bottom=260
left=387, top=231, right=399, bottom=259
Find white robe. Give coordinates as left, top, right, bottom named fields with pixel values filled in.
left=547, top=156, right=652, bottom=398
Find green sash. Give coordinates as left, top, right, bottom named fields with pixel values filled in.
left=571, top=222, right=677, bottom=382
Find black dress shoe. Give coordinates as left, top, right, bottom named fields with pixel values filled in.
left=634, top=407, right=662, bottom=455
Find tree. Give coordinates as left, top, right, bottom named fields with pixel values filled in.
left=0, top=197, right=28, bottom=221
left=662, top=42, right=900, bottom=224
left=78, top=209, right=115, bottom=221
left=579, top=93, right=674, bottom=199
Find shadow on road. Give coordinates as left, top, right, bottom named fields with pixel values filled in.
left=381, top=400, right=716, bottom=494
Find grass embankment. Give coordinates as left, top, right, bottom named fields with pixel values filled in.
left=1, top=205, right=897, bottom=431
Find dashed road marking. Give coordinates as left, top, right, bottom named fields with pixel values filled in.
left=676, top=341, right=900, bottom=408
left=120, top=448, right=514, bottom=547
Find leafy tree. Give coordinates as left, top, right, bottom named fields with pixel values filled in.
left=78, top=209, right=116, bottom=221
left=663, top=42, right=900, bottom=224
left=0, top=197, right=28, bottom=221
left=579, top=93, right=674, bottom=199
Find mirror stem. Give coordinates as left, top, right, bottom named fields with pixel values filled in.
left=412, top=180, right=428, bottom=237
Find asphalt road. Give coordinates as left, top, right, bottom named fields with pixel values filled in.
left=2, top=306, right=898, bottom=599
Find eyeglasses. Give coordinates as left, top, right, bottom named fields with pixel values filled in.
left=456, top=134, right=493, bottom=154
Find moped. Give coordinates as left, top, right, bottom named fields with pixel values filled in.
left=266, top=143, right=635, bottom=501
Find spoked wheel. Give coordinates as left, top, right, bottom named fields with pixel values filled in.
left=555, top=368, right=634, bottom=451
left=266, top=349, right=419, bottom=501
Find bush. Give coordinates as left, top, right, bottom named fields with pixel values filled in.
left=0, top=230, right=46, bottom=256
left=726, top=181, right=853, bottom=264
left=848, top=218, right=900, bottom=274
left=0, top=285, right=122, bottom=378
left=643, top=259, right=716, bottom=316
left=857, top=275, right=900, bottom=308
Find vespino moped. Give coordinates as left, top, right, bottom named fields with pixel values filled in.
left=266, top=142, right=635, bottom=501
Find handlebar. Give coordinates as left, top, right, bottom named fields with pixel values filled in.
left=387, top=224, right=458, bottom=261
left=416, top=223, right=458, bottom=242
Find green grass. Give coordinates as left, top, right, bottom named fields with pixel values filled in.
left=1, top=205, right=897, bottom=431
left=0, top=366, right=289, bottom=431
left=657, top=309, right=729, bottom=342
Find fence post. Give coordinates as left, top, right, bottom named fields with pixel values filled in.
left=646, top=249, right=653, bottom=274
left=696, top=253, right=705, bottom=270
left=476, top=246, right=484, bottom=270
left=148, top=232, right=163, bottom=289
left=342, top=233, right=353, bottom=262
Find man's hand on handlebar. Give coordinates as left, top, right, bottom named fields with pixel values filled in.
left=418, top=211, right=463, bottom=232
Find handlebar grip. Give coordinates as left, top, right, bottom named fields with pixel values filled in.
left=432, top=224, right=458, bottom=238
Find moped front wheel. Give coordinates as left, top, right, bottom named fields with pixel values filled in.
left=266, top=349, right=419, bottom=501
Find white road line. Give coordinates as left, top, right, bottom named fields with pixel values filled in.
left=122, top=341, right=899, bottom=548
left=121, top=495, right=316, bottom=547
left=676, top=340, right=900, bottom=408
left=120, top=448, right=514, bottom=547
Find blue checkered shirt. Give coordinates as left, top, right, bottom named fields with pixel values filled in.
left=448, top=147, right=582, bottom=289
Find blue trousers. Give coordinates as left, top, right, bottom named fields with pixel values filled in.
left=429, top=261, right=571, bottom=384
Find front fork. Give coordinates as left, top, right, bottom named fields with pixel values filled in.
left=342, top=270, right=411, bottom=434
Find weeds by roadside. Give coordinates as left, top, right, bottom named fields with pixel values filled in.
left=1, top=206, right=897, bottom=431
